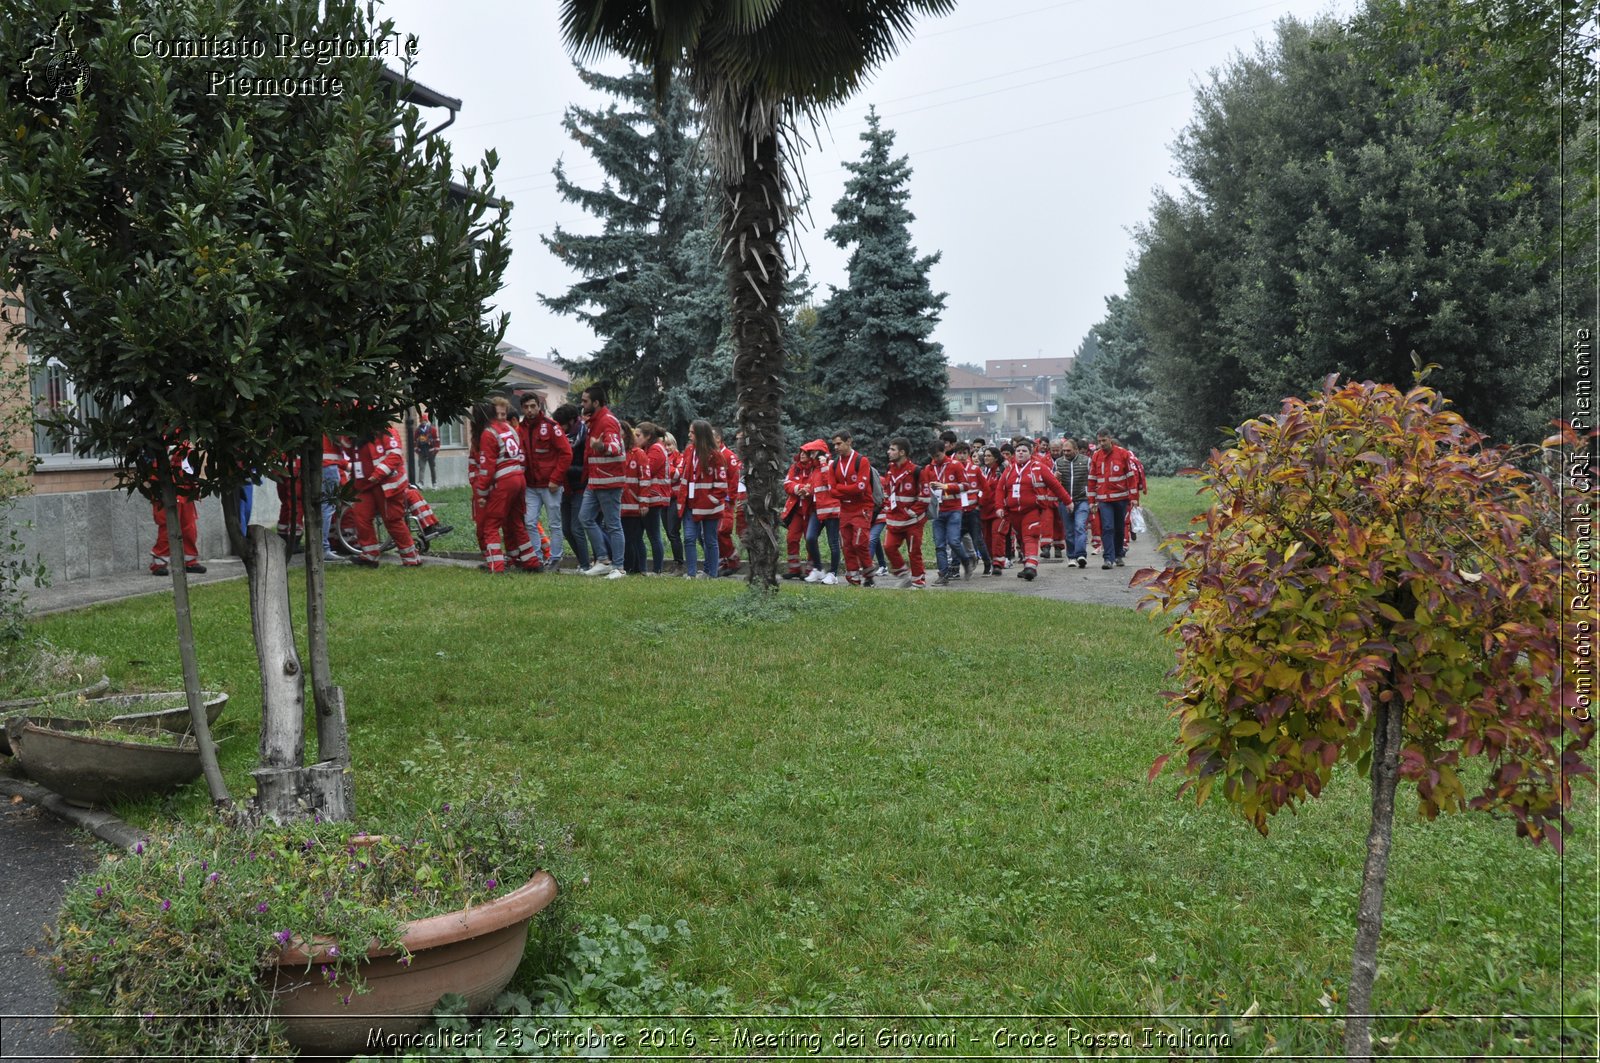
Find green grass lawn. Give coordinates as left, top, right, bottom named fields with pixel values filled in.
left=27, top=572, right=1597, bottom=1057
left=1141, top=475, right=1215, bottom=541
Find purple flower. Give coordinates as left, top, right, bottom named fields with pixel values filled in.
left=441, top=803, right=451, bottom=812
left=95, top=887, right=104, bottom=899
left=256, top=902, right=269, bottom=914
left=201, top=860, right=208, bottom=871
left=160, top=899, right=171, bottom=912
left=342, top=993, right=351, bottom=1006
left=327, top=946, right=339, bottom=958
left=486, top=879, right=498, bottom=891
left=207, top=872, right=218, bottom=884
left=275, top=930, right=291, bottom=945
left=134, top=842, right=144, bottom=855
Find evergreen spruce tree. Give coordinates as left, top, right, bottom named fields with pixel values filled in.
left=815, top=108, right=947, bottom=461
left=541, top=66, right=724, bottom=425
left=1053, top=294, right=1186, bottom=475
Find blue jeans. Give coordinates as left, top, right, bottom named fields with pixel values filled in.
left=525, top=485, right=564, bottom=564
left=869, top=522, right=886, bottom=569
left=320, top=467, right=340, bottom=553
left=580, top=487, right=624, bottom=569
left=561, top=485, right=590, bottom=569
left=962, top=510, right=988, bottom=566
left=1099, top=500, right=1129, bottom=564
left=684, top=513, right=720, bottom=577
left=1066, top=501, right=1089, bottom=560
left=805, top=514, right=841, bottom=573
left=930, top=509, right=972, bottom=575
left=643, top=507, right=665, bottom=573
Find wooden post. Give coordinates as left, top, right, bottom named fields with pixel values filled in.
left=250, top=524, right=306, bottom=823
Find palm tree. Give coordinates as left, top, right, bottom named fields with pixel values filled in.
left=559, top=0, right=954, bottom=591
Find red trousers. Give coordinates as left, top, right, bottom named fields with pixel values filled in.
left=150, top=498, right=198, bottom=569
left=353, top=485, right=419, bottom=564
left=477, top=477, right=535, bottom=572
left=785, top=508, right=810, bottom=574
left=840, top=508, right=871, bottom=578
left=276, top=481, right=304, bottom=538
left=985, top=515, right=1009, bottom=568
left=883, top=523, right=926, bottom=580
left=1006, top=506, right=1043, bottom=568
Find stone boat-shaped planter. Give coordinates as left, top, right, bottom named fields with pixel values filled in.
left=0, top=676, right=111, bottom=756
left=266, top=871, right=559, bottom=1058
left=3, top=717, right=202, bottom=807
left=96, top=690, right=228, bottom=733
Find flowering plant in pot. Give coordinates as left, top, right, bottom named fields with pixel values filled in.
left=50, top=786, right=579, bottom=1060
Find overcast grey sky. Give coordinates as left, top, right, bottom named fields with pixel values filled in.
left=380, top=0, right=1351, bottom=371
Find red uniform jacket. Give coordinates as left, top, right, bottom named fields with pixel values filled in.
left=881, top=460, right=926, bottom=528
left=681, top=447, right=727, bottom=519
left=522, top=412, right=572, bottom=490
left=831, top=451, right=873, bottom=520
left=783, top=458, right=815, bottom=525
left=976, top=464, right=1003, bottom=520
left=808, top=461, right=840, bottom=519
left=477, top=422, right=526, bottom=495
left=644, top=442, right=670, bottom=508
left=357, top=428, right=409, bottom=495
left=921, top=459, right=966, bottom=515
left=584, top=406, right=626, bottom=489
left=1088, top=445, right=1137, bottom=503
left=1000, top=457, right=1067, bottom=512
left=621, top=446, right=647, bottom=517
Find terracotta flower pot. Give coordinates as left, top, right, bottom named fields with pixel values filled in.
left=266, top=871, right=558, bottom=1058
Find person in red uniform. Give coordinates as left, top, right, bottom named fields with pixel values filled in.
left=680, top=418, right=727, bottom=578
left=803, top=439, right=841, bottom=584
left=713, top=426, right=743, bottom=576
left=636, top=421, right=670, bottom=575
left=880, top=438, right=927, bottom=589
left=578, top=385, right=627, bottom=577
left=620, top=422, right=647, bottom=575
left=829, top=430, right=875, bottom=586
left=977, top=445, right=1007, bottom=575
left=147, top=442, right=204, bottom=576
left=349, top=424, right=423, bottom=568
left=472, top=396, right=539, bottom=574
left=781, top=446, right=817, bottom=579
left=520, top=391, right=572, bottom=570
left=998, top=439, right=1067, bottom=582
left=1089, top=429, right=1138, bottom=569
left=274, top=453, right=304, bottom=544
left=920, top=443, right=974, bottom=585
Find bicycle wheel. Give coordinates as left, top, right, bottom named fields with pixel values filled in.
left=333, top=501, right=397, bottom=555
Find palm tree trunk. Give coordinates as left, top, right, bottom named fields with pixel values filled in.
left=721, top=128, right=788, bottom=593
left=1344, top=689, right=1405, bottom=1060
left=156, top=458, right=230, bottom=809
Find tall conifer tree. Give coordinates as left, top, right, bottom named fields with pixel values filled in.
left=815, top=109, right=947, bottom=461
left=541, top=66, right=723, bottom=427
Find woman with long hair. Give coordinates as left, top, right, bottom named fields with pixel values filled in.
left=680, top=418, right=726, bottom=578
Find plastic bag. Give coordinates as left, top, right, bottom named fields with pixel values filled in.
left=1131, top=507, right=1147, bottom=535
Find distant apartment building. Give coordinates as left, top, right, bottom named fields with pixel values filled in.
left=943, top=359, right=1067, bottom=440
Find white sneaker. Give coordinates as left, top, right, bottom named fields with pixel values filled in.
left=821, top=572, right=838, bottom=585
left=874, top=565, right=888, bottom=577
left=803, top=569, right=824, bottom=583
left=605, top=568, right=626, bottom=580
left=582, top=562, right=610, bottom=576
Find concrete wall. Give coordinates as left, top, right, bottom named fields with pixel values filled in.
left=10, top=488, right=232, bottom=582
left=9, top=456, right=469, bottom=584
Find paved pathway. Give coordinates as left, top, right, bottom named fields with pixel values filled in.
left=0, top=797, right=95, bottom=1062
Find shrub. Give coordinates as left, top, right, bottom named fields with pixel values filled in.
left=1136, top=373, right=1594, bottom=1057
left=51, top=787, right=579, bottom=1060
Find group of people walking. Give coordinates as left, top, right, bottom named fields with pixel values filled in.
left=462, top=385, right=1147, bottom=588
left=141, top=390, right=1146, bottom=590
